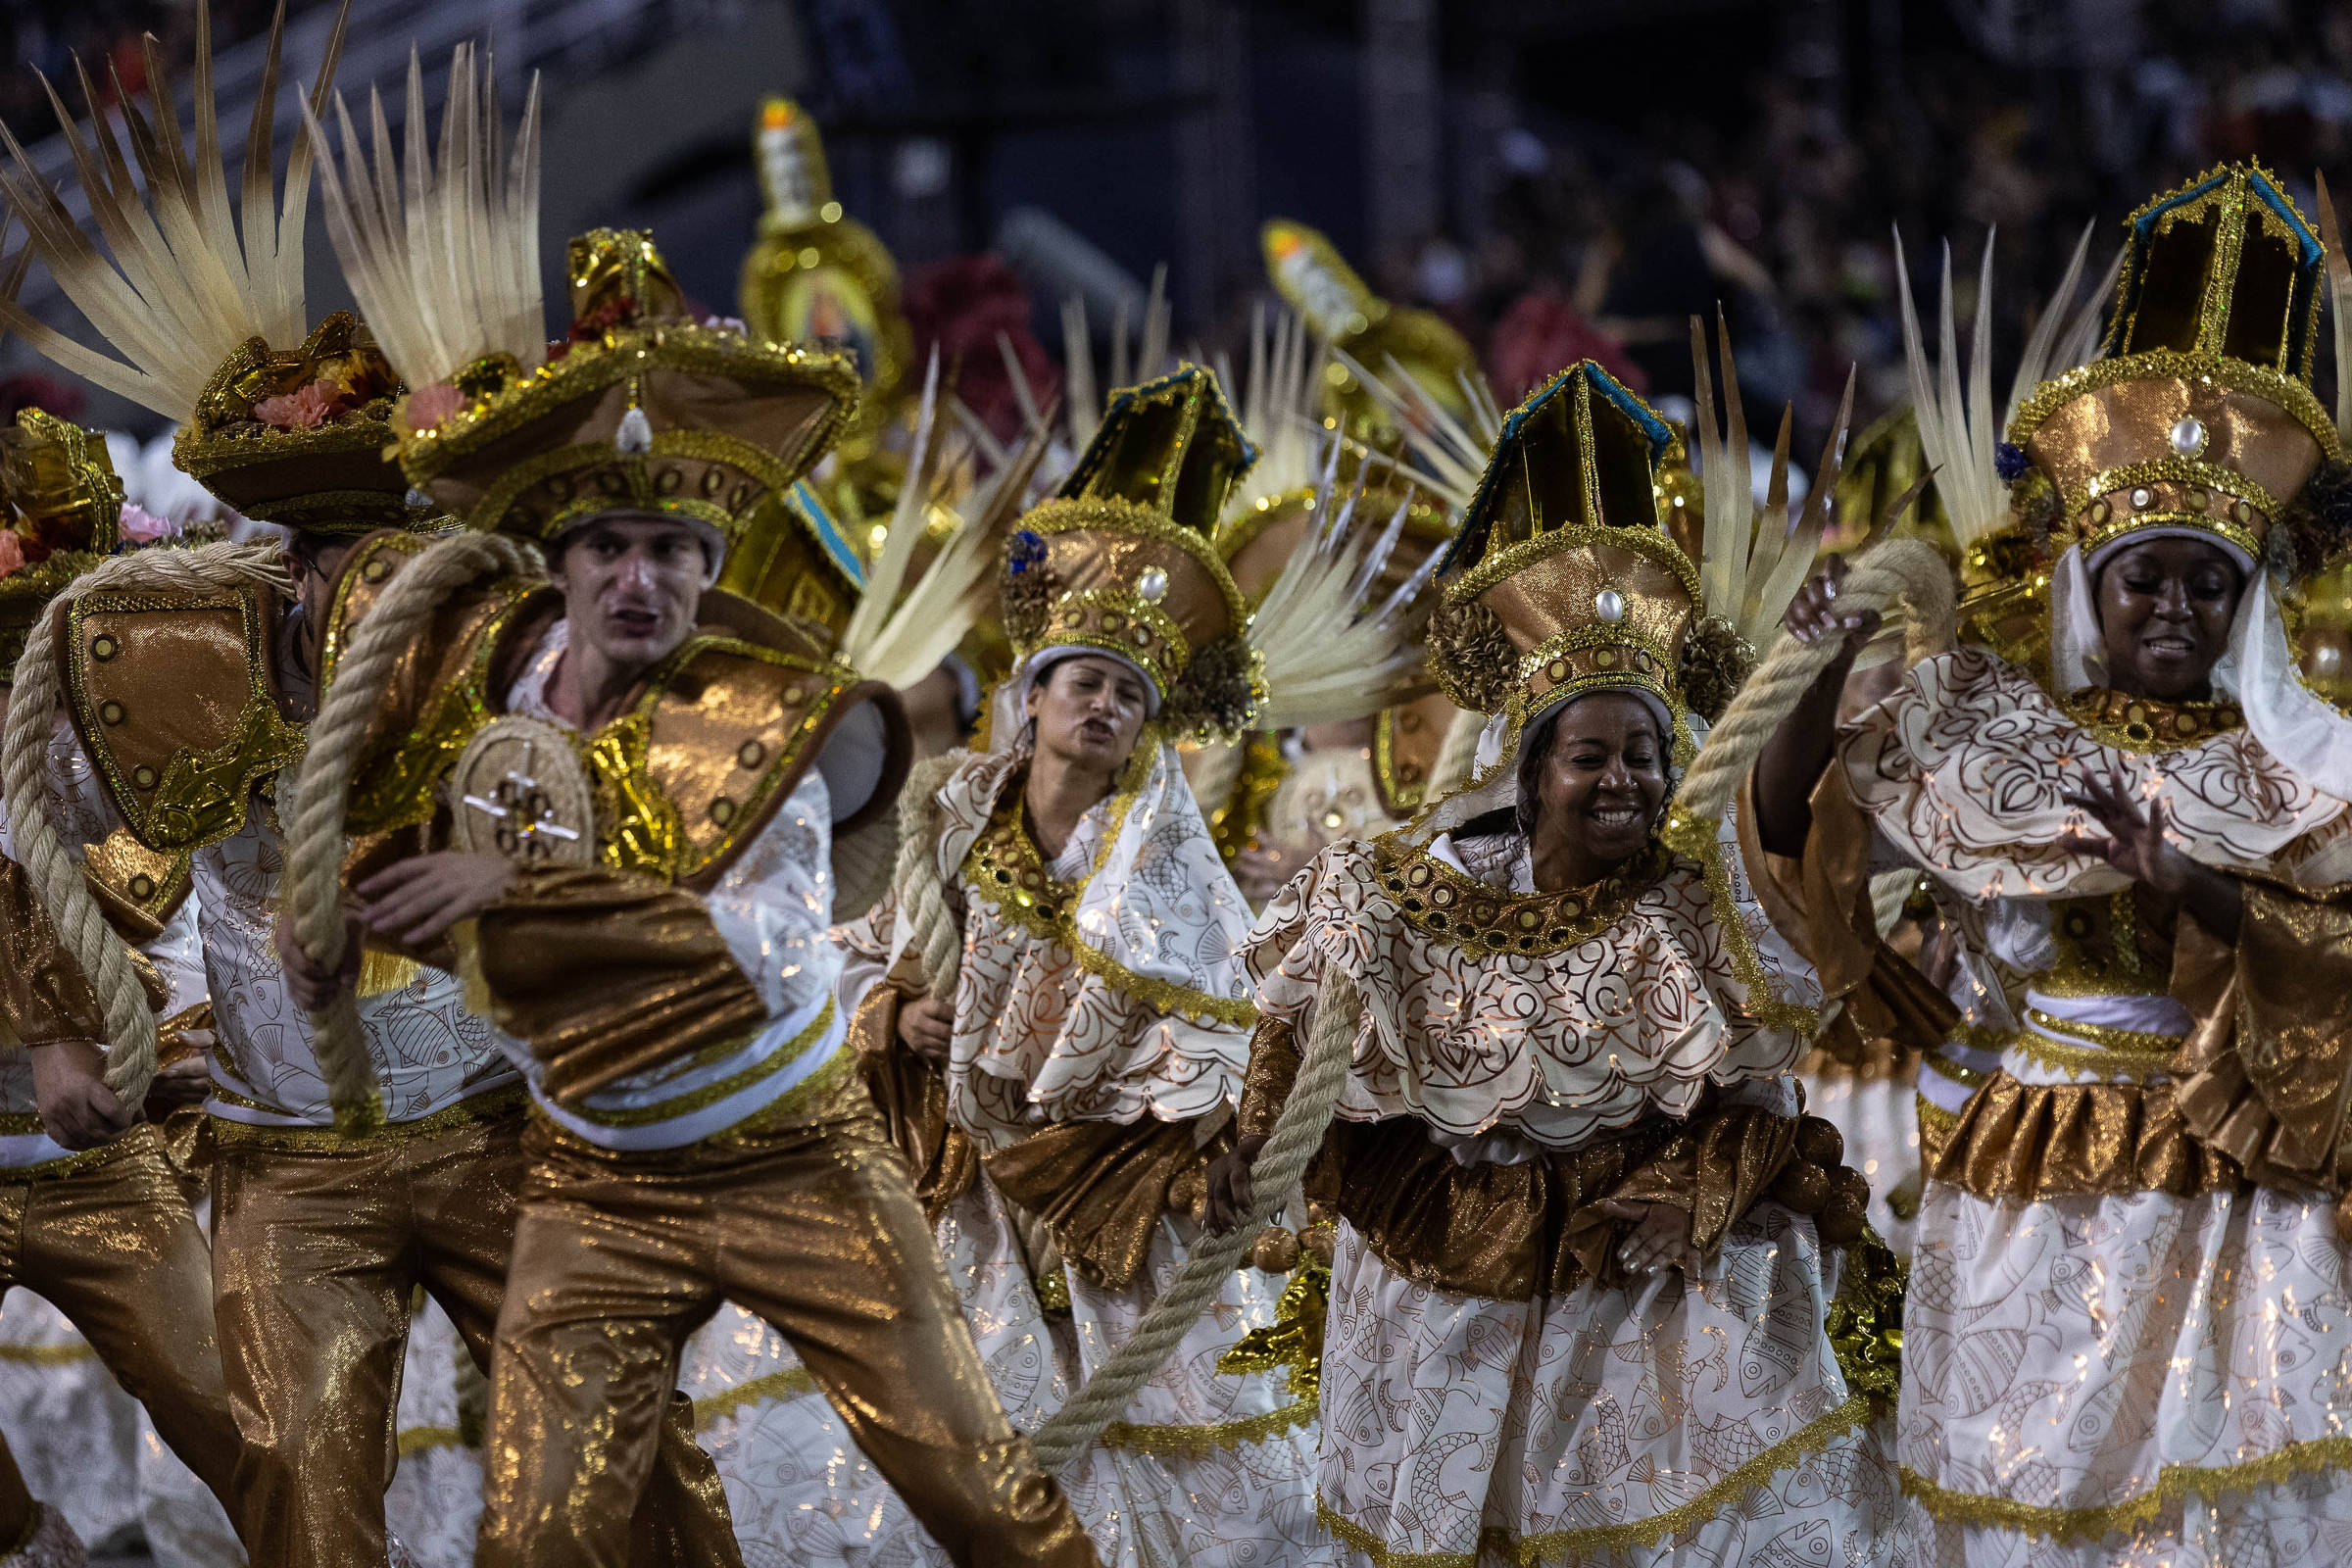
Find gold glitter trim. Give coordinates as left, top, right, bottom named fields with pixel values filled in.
left=1443, top=514, right=1701, bottom=611
left=1316, top=1396, right=1878, bottom=1567
left=1899, top=1434, right=2352, bottom=1542
left=694, top=1367, right=820, bottom=1425
left=2056, top=688, right=2241, bottom=754
left=1096, top=1395, right=1316, bottom=1457
left=208, top=1084, right=526, bottom=1149
left=396, top=1424, right=468, bottom=1457
left=553, top=1008, right=841, bottom=1129
left=0, top=1132, right=166, bottom=1182
left=0, top=1343, right=94, bottom=1365
left=2079, top=458, right=2278, bottom=519
left=1372, top=834, right=1669, bottom=959
left=961, top=797, right=1076, bottom=939
left=0, top=1113, right=42, bottom=1138
left=1017, top=495, right=1250, bottom=630
left=1922, top=1047, right=1991, bottom=1089
left=2007, top=348, right=2337, bottom=456
left=2017, top=1006, right=2182, bottom=1073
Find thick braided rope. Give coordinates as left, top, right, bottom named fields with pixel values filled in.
left=1029, top=966, right=1361, bottom=1472
left=284, top=530, right=541, bottom=1134
left=1, top=542, right=292, bottom=1105
left=1668, top=537, right=1956, bottom=854
left=888, top=751, right=968, bottom=1004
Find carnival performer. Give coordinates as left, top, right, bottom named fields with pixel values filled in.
left=1205, top=359, right=1905, bottom=1568
left=1743, top=161, right=2352, bottom=1564
left=834, top=361, right=1426, bottom=1566
left=278, top=101, right=1104, bottom=1545
left=0, top=409, right=244, bottom=1563
left=0, top=23, right=738, bottom=1565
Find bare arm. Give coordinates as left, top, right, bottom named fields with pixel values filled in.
left=1752, top=556, right=1881, bottom=859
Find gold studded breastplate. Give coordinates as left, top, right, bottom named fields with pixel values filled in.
left=61, top=579, right=303, bottom=853
left=1371, top=832, right=1671, bottom=961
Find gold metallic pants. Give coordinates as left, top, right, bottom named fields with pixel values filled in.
left=478, top=1085, right=1102, bottom=1568
left=211, top=1105, right=743, bottom=1568
left=0, top=1123, right=243, bottom=1531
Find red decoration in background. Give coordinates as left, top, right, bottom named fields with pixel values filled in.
left=1486, top=290, right=1647, bottom=404
left=904, top=255, right=1058, bottom=445
left=0, top=374, right=83, bottom=425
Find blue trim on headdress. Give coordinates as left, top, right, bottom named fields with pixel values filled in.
left=784, top=479, right=865, bottom=587
left=1436, top=360, right=1669, bottom=577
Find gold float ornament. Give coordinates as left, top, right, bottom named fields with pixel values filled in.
left=1260, top=218, right=1478, bottom=449
left=0, top=408, right=125, bottom=669
left=737, top=96, right=914, bottom=515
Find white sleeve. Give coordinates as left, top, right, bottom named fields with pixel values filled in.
left=702, top=769, right=842, bottom=1022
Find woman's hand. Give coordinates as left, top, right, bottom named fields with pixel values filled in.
left=1202, top=1134, right=1267, bottom=1234
left=1598, top=1199, right=1696, bottom=1276
left=2057, top=769, right=2244, bottom=942
left=1784, top=554, right=1883, bottom=654
left=2057, top=770, right=2189, bottom=892
left=896, top=996, right=956, bottom=1065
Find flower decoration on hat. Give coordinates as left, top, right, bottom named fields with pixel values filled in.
left=0, top=1, right=433, bottom=538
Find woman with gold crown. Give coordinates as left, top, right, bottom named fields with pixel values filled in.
left=1739, top=162, right=2352, bottom=1564
left=834, top=360, right=1429, bottom=1565
left=1200, top=358, right=1902, bottom=1568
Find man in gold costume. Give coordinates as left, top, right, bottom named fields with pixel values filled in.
left=0, top=409, right=245, bottom=1565
left=0, top=24, right=739, bottom=1565
left=283, top=66, right=1104, bottom=1548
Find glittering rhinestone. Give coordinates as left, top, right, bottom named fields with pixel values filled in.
left=1321, top=808, right=1346, bottom=829
left=2088, top=499, right=2111, bottom=525
left=1138, top=566, right=1169, bottom=603
left=90, top=635, right=118, bottom=661
left=709, top=798, right=737, bottom=825
left=2131, top=486, right=2154, bottom=510
left=1595, top=648, right=1617, bottom=668
left=1546, top=660, right=1569, bottom=682
left=99, top=700, right=124, bottom=724
left=1595, top=588, right=1626, bottom=622
left=738, top=740, right=766, bottom=769
left=132, top=766, right=156, bottom=790
left=362, top=558, right=391, bottom=582
left=127, top=874, right=154, bottom=901
left=2169, top=415, right=2208, bottom=456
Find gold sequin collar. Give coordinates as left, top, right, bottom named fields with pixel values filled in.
left=1371, top=832, right=1671, bottom=959
left=2058, top=687, right=2242, bottom=753
left=960, top=772, right=1080, bottom=938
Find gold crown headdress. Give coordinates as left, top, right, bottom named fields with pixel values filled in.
left=0, top=0, right=426, bottom=536
left=1261, top=218, right=1478, bottom=447
left=306, top=53, right=861, bottom=615
left=2008, top=163, right=2336, bottom=569
left=1001, top=363, right=1261, bottom=738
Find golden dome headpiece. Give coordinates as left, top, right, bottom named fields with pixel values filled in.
left=1001, top=363, right=1263, bottom=739
left=0, top=408, right=130, bottom=668
left=396, top=228, right=862, bottom=577
left=0, top=0, right=429, bottom=537
left=2008, top=162, right=2339, bottom=571
left=1426, top=361, right=1696, bottom=740
left=739, top=98, right=911, bottom=434
left=1261, top=218, right=1478, bottom=446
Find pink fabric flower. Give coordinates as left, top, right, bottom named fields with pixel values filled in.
left=401, top=382, right=466, bottom=433
left=118, top=503, right=178, bottom=545
left=0, top=531, right=24, bottom=579
left=254, top=379, right=341, bottom=429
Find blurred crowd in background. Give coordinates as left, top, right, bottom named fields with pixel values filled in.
left=11, top=1, right=2352, bottom=496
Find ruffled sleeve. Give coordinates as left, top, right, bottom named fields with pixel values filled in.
left=1736, top=769, right=1958, bottom=1067
left=2170, top=876, right=2352, bottom=1188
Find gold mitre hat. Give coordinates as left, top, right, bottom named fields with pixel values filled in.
left=739, top=99, right=911, bottom=429
left=400, top=228, right=862, bottom=569
left=1261, top=218, right=1478, bottom=444
left=1002, top=363, right=1260, bottom=735
left=2008, top=161, right=2338, bottom=568
left=1429, top=361, right=1694, bottom=735
left=0, top=408, right=127, bottom=667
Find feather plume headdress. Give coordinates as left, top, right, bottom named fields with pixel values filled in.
left=0, top=0, right=426, bottom=535
left=305, top=48, right=858, bottom=582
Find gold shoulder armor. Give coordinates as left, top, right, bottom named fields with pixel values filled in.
left=587, top=613, right=907, bottom=889
left=81, top=827, right=194, bottom=944
left=319, top=529, right=548, bottom=837
left=59, top=579, right=301, bottom=852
